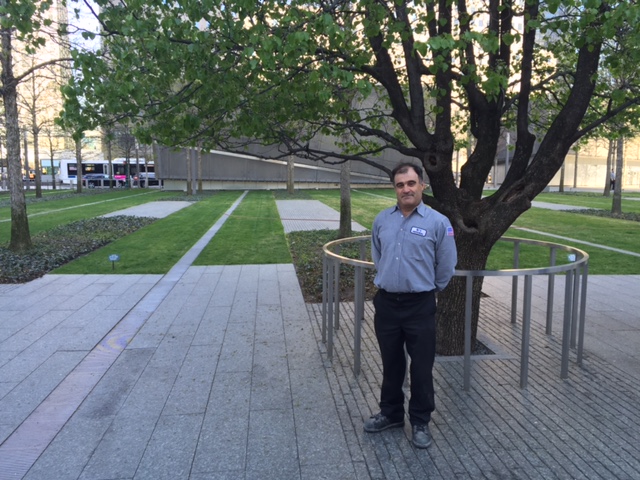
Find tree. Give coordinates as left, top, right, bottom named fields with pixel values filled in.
left=65, top=0, right=640, bottom=354
left=612, top=137, right=624, bottom=215
left=1, top=0, right=72, bottom=251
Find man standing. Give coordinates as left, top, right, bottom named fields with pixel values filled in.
left=364, top=162, right=457, bottom=449
left=610, top=169, right=616, bottom=190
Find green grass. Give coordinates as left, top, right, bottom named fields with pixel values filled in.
left=532, top=191, right=640, bottom=212
left=0, top=189, right=182, bottom=243
left=194, top=190, right=292, bottom=265
left=55, top=191, right=242, bottom=274
left=298, top=189, right=640, bottom=275
left=3, top=186, right=640, bottom=278
left=307, top=188, right=396, bottom=229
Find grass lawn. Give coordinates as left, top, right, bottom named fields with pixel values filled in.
left=2, top=187, right=639, bottom=280
left=304, top=189, right=640, bottom=275
left=54, top=191, right=242, bottom=274
left=0, top=189, right=182, bottom=243
left=533, top=191, right=640, bottom=212
left=194, top=190, right=291, bottom=265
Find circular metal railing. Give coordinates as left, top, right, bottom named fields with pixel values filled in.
left=322, top=236, right=589, bottom=390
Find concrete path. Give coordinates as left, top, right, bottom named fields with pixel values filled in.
left=276, top=200, right=367, bottom=233
left=1, top=196, right=639, bottom=479
left=101, top=201, right=194, bottom=219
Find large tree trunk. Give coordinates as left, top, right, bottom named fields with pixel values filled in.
left=436, top=229, right=493, bottom=355
left=1, top=23, right=32, bottom=252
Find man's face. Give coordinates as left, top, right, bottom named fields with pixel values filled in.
left=393, top=168, right=425, bottom=212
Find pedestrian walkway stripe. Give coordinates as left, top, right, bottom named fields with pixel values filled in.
left=0, top=191, right=248, bottom=480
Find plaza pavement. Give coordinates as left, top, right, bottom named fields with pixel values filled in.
left=0, top=196, right=639, bottom=479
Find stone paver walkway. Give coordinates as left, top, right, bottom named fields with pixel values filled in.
left=0, top=196, right=639, bottom=479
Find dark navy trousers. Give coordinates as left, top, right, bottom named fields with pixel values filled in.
left=373, top=289, right=437, bottom=426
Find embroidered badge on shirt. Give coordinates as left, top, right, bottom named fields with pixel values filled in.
left=446, top=226, right=454, bottom=236
left=410, top=226, right=427, bottom=237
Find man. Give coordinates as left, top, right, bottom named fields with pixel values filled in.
left=364, top=162, right=457, bottom=449
left=610, top=169, right=616, bottom=190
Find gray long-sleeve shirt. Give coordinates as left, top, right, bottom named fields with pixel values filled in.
left=371, top=202, right=457, bottom=293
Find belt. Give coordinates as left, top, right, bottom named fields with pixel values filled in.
left=378, top=289, right=434, bottom=301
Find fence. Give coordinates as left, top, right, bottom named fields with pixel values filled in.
left=322, top=236, right=589, bottom=390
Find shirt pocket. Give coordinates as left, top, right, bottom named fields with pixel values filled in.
left=405, top=230, right=435, bottom=261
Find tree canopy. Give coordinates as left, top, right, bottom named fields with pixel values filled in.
left=64, top=0, right=640, bottom=353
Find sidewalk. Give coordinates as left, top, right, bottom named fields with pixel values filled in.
left=1, top=198, right=639, bottom=479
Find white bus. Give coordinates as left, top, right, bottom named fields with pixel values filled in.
left=58, top=159, right=156, bottom=186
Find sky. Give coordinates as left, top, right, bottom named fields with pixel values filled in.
left=67, top=0, right=102, bottom=51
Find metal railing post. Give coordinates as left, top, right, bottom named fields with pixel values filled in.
left=577, top=263, right=589, bottom=365
left=333, top=256, right=341, bottom=332
left=354, top=264, right=364, bottom=376
left=464, top=274, right=473, bottom=391
left=326, top=257, right=335, bottom=361
left=511, top=241, right=520, bottom=324
left=561, top=270, right=574, bottom=379
left=570, top=265, right=581, bottom=348
left=520, top=275, right=533, bottom=389
left=546, top=247, right=557, bottom=334
left=322, top=255, right=328, bottom=344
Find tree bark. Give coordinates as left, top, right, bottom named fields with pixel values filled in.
left=339, top=160, right=352, bottom=239
left=1, top=22, right=32, bottom=252
left=75, top=136, right=83, bottom=193
left=436, top=229, right=492, bottom=355
left=186, top=148, right=192, bottom=195
left=197, top=146, right=203, bottom=193
left=287, top=155, right=295, bottom=194
left=612, top=137, right=623, bottom=215
left=604, top=139, right=614, bottom=197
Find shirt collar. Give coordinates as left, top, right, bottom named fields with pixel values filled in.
left=392, top=202, right=427, bottom=217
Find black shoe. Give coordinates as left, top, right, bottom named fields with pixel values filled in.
left=364, top=413, right=404, bottom=433
left=411, top=424, right=432, bottom=448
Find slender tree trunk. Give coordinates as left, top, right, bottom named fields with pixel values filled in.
left=339, top=160, right=352, bottom=238
left=604, top=139, right=614, bottom=197
left=612, top=137, right=623, bottom=215
left=135, top=142, right=140, bottom=188
left=197, top=146, right=203, bottom=193
left=1, top=23, right=32, bottom=251
left=46, top=129, right=56, bottom=191
left=559, top=162, right=565, bottom=193
left=287, top=155, right=295, bottom=194
left=75, top=136, right=83, bottom=193
left=31, top=72, right=42, bottom=198
left=33, top=130, right=42, bottom=198
left=50, top=157, right=56, bottom=190
left=572, top=148, right=578, bottom=189
left=23, top=131, right=30, bottom=192
left=186, top=149, right=192, bottom=195
left=106, top=135, right=113, bottom=189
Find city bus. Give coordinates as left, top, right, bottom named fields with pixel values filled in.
left=58, top=159, right=155, bottom=186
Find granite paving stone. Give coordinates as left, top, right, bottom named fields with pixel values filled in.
left=2, top=199, right=640, bottom=479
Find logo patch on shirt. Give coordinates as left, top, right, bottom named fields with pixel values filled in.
left=446, top=226, right=454, bottom=236
left=410, top=226, right=427, bottom=237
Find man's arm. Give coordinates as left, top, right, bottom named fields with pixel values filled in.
left=434, top=221, right=458, bottom=292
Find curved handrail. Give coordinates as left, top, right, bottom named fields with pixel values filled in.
left=322, top=235, right=589, bottom=390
